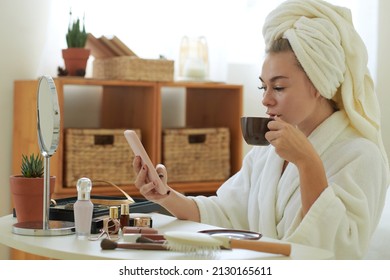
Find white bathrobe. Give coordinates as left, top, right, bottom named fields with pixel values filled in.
left=192, top=111, right=389, bottom=259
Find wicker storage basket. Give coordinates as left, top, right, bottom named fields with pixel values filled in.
left=162, top=128, right=230, bottom=182
left=64, top=128, right=141, bottom=187
left=93, top=56, right=174, bottom=82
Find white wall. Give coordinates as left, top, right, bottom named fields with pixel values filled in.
left=1, top=0, right=388, bottom=259
left=0, top=0, right=52, bottom=259
left=376, top=0, right=390, bottom=158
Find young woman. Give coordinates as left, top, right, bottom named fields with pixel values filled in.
left=133, top=0, right=389, bottom=259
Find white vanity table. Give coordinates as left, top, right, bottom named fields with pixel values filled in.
left=0, top=213, right=333, bottom=260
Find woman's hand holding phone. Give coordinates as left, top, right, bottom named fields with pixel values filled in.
left=124, top=130, right=169, bottom=196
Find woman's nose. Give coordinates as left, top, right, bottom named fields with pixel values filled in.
left=262, top=90, right=275, bottom=107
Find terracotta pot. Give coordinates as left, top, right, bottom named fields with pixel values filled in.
left=62, top=48, right=90, bottom=76
left=10, top=176, right=55, bottom=223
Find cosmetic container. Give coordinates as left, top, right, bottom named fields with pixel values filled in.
left=73, top=177, right=93, bottom=237
left=107, top=206, right=120, bottom=235
left=130, top=214, right=153, bottom=228
left=120, top=204, right=130, bottom=229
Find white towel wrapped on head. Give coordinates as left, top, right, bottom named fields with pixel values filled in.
left=262, top=0, right=389, bottom=172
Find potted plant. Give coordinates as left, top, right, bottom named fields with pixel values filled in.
left=10, top=153, right=55, bottom=223
left=61, top=11, right=90, bottom=77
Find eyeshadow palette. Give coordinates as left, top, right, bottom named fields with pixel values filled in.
left=13, top=196, right=171, bottom=222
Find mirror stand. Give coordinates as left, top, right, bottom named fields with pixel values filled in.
left=12, top=75, right=75, bottom=236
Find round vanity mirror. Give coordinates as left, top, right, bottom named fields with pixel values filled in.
left=37, top=75, right=60, bottom=157
left=12, top=75, right=74, bottom=236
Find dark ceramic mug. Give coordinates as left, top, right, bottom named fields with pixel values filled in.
left=240, top=116, right=272, bottom=146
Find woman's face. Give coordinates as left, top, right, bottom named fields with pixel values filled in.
left=260, top=51, right=324, bottom=135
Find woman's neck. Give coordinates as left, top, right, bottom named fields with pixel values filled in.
left=299, top=98, right=336, bottom=136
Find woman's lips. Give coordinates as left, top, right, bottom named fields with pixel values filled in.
left=267, top=113, right=280, bottom=119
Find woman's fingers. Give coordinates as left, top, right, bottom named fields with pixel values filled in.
left=139, top=181, right=158, bottom=196
left=133, top=156, right=171, bottom=200
left=133, top=155, right=142, bottom=174
left=265, top=117, right=284, bottom=142
left=134, top=163, right=149, bottom=189
left=156, top=164, right=168, bottom=184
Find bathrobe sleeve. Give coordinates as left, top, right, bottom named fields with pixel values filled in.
left=284, top=136, right=388, bottom=259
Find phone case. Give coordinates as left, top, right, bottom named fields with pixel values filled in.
left=124, top=130, right=167, bottom=194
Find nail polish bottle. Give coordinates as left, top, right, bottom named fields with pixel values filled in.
left=120, top=204, right=130, bottom=230
left=73, top=177, right=93, bottom=238
left=107, top=206, right=120, bottom=235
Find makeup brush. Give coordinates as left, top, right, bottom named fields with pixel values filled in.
left=164, top=231, right=291, bottom=256
left=100, top=238, right=167, bottom=250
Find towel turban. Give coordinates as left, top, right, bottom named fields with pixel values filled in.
left=263, top=0, right=389, bottom=170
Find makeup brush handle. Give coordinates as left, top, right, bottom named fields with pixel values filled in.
left=230, top=239, right=291, bottom=256
left=117, top=242, right=167, bottom=250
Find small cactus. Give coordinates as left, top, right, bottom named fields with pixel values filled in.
left=21, top=154, right=44, bottom=178
left=66, top=11, right=87, bottom=48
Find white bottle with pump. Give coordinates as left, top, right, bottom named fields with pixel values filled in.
left=74, top=177, right=93, bottom=238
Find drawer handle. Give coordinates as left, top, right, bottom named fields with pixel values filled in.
left=94, top=135, right=114, bottom=145
left=188, top=134, right=206, bottom=144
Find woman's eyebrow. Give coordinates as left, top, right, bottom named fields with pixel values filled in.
left=259, top=75, right=289, bottom=83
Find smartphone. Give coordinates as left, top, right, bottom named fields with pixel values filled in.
left=124, top=130, right=167, bottom=195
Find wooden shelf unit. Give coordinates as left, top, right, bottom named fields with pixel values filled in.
left=12, top=78, right=243, bottom=199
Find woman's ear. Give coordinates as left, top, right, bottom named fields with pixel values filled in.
left=308, top=80, right=321, bottom=98
left=314, top=88, right=321, bottom=98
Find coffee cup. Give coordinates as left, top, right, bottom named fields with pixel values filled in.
left=240, top=116, right=272, bottom=146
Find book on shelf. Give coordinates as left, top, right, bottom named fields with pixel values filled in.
left=86, top=33, right=138, bottom=58
left=99, top=36, right=125, bottom=56
left=109, top=35, right=138, bottom=57
left=86, top=33, right=116, bottom=58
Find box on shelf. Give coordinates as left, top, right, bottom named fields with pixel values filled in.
left=64, top=128, right=141, bottom=187
left=86, top=33, right=174, bottom=82
left=93, top=56, right=174, bottom=82
left=162, top=127, right=230, bottom=182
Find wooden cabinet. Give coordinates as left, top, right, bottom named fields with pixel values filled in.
left=12, top=78, right=243, bottom=199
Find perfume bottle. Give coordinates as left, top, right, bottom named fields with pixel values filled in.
left=120, top=204, right=130, bottom=230
left=107, top=206, right=120, bottom=235
left=73, top=177, right=93, bottom=237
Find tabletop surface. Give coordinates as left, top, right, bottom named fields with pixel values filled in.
left=0, top=213, right=333, bottom=260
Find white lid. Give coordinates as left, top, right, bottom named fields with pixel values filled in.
left=76, top=177, right=92, bottom=200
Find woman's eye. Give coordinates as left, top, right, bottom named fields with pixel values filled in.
left=259, top=85, right=285, bottom=97
left=274, top=87, right=284, bottom=91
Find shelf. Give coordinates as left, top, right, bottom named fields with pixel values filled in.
left=13, top=78, right=243, bottom=198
